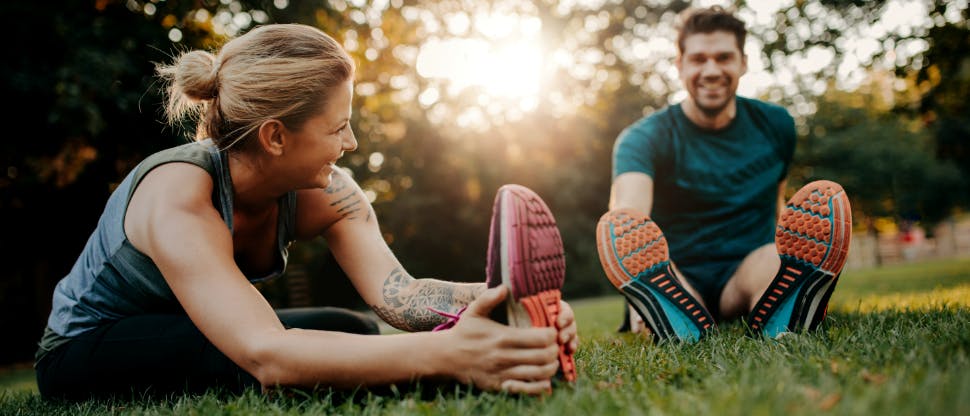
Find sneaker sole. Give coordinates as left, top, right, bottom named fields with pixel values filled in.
left=486, top=184, right=576, bottom=382
left=596, top=209, right=713, bottom=342
left=749, top=180, right=852, bottom=335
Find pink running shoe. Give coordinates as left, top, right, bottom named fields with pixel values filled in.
left=485, top=184, right=576, bottom=382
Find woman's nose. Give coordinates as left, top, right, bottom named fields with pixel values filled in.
left=343, top=128, right=358, bottom=152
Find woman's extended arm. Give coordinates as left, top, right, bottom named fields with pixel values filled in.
left=125, top=163, right=558, bottom=394
left=297, top=170, right=485, bottom=332
left=304, top=170, right=577, bottom=353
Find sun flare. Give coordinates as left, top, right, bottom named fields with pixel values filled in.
left=414, top=12, right=544, bottom=114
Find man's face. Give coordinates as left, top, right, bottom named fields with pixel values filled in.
left=676, top=31, right=747, bottom=117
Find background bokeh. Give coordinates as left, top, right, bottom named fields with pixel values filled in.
left=2, top=0, right=967, bottom=364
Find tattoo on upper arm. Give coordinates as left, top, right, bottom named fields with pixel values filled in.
left=369, top=266, right=480, bottom=332
left=324, top=173, right=374, bottom=222
left=324, top=176, right=348, bottom=194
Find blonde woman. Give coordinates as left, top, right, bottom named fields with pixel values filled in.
left=35, top=24, right=577, bottom=400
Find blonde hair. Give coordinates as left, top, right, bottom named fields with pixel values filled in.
left=156, top=24, right=354, bottom=150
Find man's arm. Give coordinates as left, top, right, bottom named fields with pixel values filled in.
left=608, top=171, right=657, bottom=334
left=610, top=172, right=655, bottom=215
left=777, top=178, right=788, bottom=220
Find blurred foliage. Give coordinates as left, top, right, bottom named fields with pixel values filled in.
left=792, top=75, right=964, bottom=228
left=1, top=0, right=967, bottom=363
left=913, top=5, right=970, bottom=198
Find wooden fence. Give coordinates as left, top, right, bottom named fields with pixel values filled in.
left=846, top=217, right=970, bottom=269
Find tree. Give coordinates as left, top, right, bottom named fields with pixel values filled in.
left=913, top=7, right=970, bottom=202
left=793, top=77, right=964, bottom=264
left=0, top=0, right=270, bottom=364
left=3, top=0, right=968, bottom=364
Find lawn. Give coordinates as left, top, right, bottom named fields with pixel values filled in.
left=2, top=258, right=968, bottom=415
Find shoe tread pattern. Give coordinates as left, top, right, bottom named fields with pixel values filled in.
left=749, top=180, right=851, bottom=334
left=506, top=185, right=566, bottom=300
left=596, top=209, right=713, bottom=341
left=488, top=184, right=575, bottom=381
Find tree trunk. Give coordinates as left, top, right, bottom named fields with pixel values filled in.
left=867, top=217, right=882, bottom=267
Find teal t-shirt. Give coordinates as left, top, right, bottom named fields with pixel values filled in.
left=613, top=96, right=796, bottom=270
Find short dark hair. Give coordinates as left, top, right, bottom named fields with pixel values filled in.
left=676, top=6, right=747, bottom=54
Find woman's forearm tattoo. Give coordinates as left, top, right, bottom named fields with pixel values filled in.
left=369, top=267, right=485, bottom=332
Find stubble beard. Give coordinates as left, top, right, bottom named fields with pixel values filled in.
left=697, top=98, right=730, bottom=118
left=693, top=80, right=734, bottom=118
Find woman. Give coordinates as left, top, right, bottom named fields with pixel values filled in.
left=35, top=23, right=577, bottom=399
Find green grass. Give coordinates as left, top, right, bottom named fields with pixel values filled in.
left=3, top=258, right=969, bottom=415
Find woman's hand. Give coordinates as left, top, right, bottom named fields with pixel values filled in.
left=441, top=287, right=559, bottom=395
left=557, top=300, right=579, bottom=356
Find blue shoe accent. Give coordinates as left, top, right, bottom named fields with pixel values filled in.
left=645, top=285, right=702, bottom=341
left=748, top=180, right=852, bottom=336
left=598, top=209, right=714, bottom=342
left=761, top=283, right=801, bottom=337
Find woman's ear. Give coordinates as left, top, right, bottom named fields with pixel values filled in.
left=256, top=119, right=286, bottom=156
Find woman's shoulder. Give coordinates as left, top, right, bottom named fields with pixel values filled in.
left=137, top=140, right=218, bottom=177
left=125, top=140, right=219, bottom=201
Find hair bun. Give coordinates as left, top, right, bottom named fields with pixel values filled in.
left=176, top=50, right=220, bottom=101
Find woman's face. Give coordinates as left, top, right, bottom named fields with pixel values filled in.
left=283, top=79, right=357, bottom=189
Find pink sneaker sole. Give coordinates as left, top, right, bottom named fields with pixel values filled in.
left=486, top=184, right=576, bottom=382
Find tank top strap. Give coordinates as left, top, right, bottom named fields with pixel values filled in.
left=205, top=142, right=236, bottom=232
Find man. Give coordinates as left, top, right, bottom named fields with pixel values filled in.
left=596, top=6, right=851, bottom=341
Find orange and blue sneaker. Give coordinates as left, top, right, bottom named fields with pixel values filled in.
left=747, top=180, right=852, bottom=337
left=596, top=209, right=714, bottom=342
left=485, top=184, right=577, bottom=382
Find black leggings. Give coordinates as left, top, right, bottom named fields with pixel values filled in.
left=35, top=307, right=380, bottom=400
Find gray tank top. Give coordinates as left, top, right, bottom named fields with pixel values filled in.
left=37, top=140, right=296, bottom=361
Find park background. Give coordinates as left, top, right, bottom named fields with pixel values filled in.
left=1, top=0, right=968, bottom=367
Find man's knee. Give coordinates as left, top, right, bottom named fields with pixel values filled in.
left=744, top=244, right=780, bottom=277
left=720, top=244, right=780, bottom=316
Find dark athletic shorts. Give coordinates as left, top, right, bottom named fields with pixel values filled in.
left=678, top=259, right=744, bottom=321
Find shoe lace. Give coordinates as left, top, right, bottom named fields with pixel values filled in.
left=428, top=306, right=467, bottom=331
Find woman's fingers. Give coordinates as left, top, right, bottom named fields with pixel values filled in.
left=492, top=342, right=559, bottom=368
left=500, top=378, right=553, bottom=396
left=500, top=360, right=559, bottom=381
left=498, top=326, right=557, bottom=348
left=463, top=286, right=507, bottom=318
left=557, top=300, right=575, bottom=330
left=556, top=300, right=578, bottom=349
left=450, top=293, right=568, bottom=394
